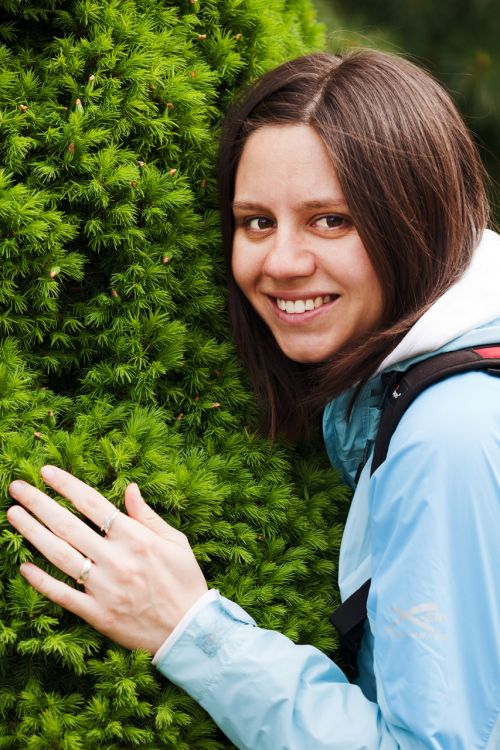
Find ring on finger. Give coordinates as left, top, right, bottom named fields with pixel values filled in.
left=100, top=508, right=120, bottom=535
left=77, top=557, right=92, bottom=584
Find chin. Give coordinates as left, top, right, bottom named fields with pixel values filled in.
left=280, top=346, right=335, bottom=364
left=270, top=331, right=341, bottom=364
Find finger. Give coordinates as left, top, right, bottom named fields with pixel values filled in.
left=19, top=562, right=98, bottom=621
left=124, top=483, right=187, bottom=545
left=9, top=480, right=104, bottom=560
left=7, top=505, right=95, bottom=584
left=40, top=465, right=122, bottom=534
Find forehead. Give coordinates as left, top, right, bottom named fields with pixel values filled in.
left=234, top=124, right=344, bottom=206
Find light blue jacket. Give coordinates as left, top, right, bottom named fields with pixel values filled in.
left=155, top=236, right=500, bottom=749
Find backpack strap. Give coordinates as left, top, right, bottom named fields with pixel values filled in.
left=329, top=580, right=371, bottom=682
left=330, top=344, right=500, bottom=681
left=371, top=345, right=500, bottom=475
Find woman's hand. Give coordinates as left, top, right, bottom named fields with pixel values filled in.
left=6, top=466, right=208, bottom=654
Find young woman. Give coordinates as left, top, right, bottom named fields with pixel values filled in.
left=7, top=50, right=500, bottom=748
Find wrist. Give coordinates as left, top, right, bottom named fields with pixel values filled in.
left=152, top=589, right=219, bottom=664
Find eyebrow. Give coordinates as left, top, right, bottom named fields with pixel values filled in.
left=232, top=199, right=348, bottom=211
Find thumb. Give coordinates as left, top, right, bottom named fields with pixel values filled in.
left=124, top=483, right=186, bottom=544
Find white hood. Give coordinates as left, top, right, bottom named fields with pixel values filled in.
left=376, top=228, right=500, bottom=374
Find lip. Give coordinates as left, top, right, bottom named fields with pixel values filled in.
left=266, top=292, right=337, bottom=301
left=266, top=293, right=340, bottom=324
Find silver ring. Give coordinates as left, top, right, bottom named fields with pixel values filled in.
left=100, top=509, right=120, bottom=535
left=77, top=557, right=92, bottom=584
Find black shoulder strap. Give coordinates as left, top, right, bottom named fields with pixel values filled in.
left=329, top=581, right=371, bottom=681
left=330, top=345, right=500, bottom=681
left=371, top=344, right=500, bottom=475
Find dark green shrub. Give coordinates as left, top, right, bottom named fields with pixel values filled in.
left=0, top=1, right=349, bottom=747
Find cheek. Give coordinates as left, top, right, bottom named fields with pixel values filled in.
left=361, top=270, right=384, bottom=323
left=231, top=249, right=244, bottom=291
left=347, top=252, right=384, bottom=322
left=231, top=240, right=257, bottom=293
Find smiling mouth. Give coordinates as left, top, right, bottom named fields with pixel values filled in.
left=274, top=294, right=337, bottom=314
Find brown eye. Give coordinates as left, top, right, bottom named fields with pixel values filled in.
left=246, top=216, right=273, bottom=230
left=315, top=215, right=347, bottom=229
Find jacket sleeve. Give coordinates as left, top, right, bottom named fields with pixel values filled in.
left=154, top=592, right=398, bottom=749
left=155, top=372, right=500, bottom=749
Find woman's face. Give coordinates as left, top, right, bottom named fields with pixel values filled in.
left=231, top=124, right=384, bottom=363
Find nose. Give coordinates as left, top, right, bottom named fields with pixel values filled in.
left=262, top=227, right=316, bottom=280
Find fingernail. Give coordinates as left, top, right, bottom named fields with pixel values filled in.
left=41, top=465, right=55, bottom=480
left=9, top=480, right=25, bottom=496
left=6, top=505, right=21, bottom=521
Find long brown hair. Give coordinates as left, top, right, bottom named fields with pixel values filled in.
left=217, top=49, right=489, bottom=438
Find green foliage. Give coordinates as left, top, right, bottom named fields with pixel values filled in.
left=0, top=1, right=349, bottom=747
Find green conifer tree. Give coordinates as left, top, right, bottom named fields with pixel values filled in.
left=0, top=1, right=350, bottom=746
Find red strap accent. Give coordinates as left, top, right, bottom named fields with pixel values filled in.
left=473, top=346, right=500, bottom=359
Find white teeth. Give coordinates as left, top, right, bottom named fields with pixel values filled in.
left=276, top=295, right=334, bottom=314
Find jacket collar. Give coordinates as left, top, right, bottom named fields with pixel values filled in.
left=376, top=229, right=500, bottom=373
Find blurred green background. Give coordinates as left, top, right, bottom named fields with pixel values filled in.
left=313, top=0, right=500, bottom=222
